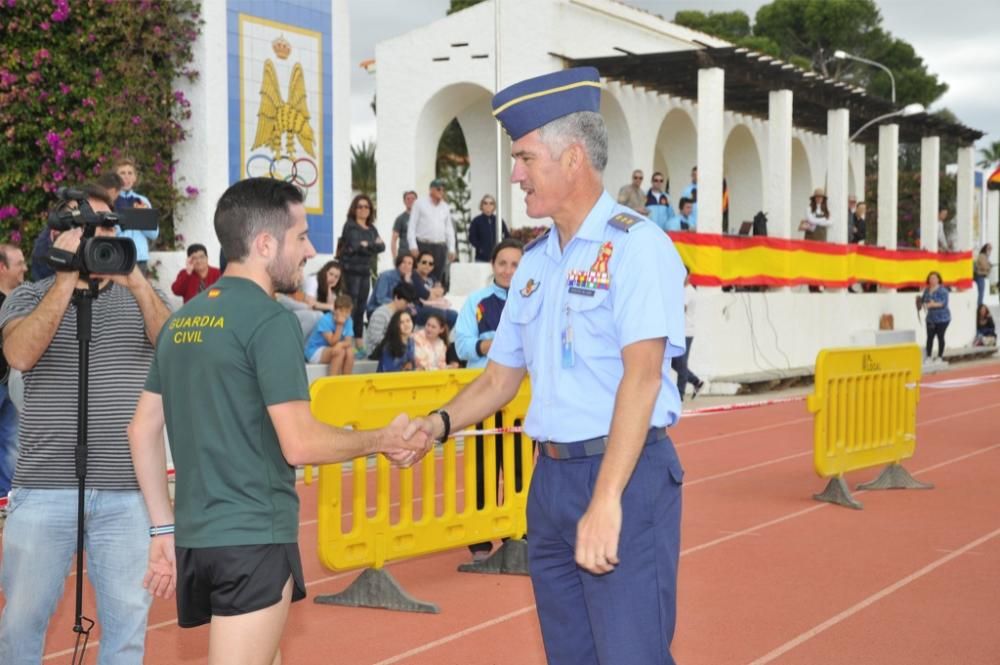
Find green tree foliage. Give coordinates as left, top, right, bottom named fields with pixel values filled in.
left=448, top=0, right=486, bottom=15
left=436, top=119, right=472, bottom=260
left=0, top=0, right=202, bottom=253
left=350, top=140, right=376, bottom=197
left=675, top=0, right=947, bottom=108
left=978, top=140, right=1000, bottom=169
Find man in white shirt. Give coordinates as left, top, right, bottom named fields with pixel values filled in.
left=407, top=179, right=456, bottom=286
left=937, top=207, right=953, bottom=251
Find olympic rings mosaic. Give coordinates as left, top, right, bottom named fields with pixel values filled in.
left=245, top=154, right=319, bottom=190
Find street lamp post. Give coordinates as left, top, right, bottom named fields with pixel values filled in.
left=850, top=103, right=925, bottom=142
left=834, top=49, right=896, bottom=104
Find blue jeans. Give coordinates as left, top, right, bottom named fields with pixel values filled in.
left=975, top=275, right=986, bottom=307
left=0, top=384, right=17, bottom=496
left=0, top=489, right=152, bottom=664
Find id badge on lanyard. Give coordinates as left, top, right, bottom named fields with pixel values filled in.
left=561, top=305, right=575, bottom=369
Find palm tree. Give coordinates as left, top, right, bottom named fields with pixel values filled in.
left=978, top=140, right=1000, bottom=169
left=351, top=140, right=376, bottom=197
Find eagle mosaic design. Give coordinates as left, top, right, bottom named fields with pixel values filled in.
left=251, top=59, right=316, bottom=158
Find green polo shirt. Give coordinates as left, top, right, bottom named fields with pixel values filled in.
left=145, top=276, right=309, bottom=548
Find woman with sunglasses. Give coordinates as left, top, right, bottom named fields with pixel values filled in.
left=337, top=194, right=384, bottom=352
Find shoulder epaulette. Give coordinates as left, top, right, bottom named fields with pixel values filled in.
left=608, top=212, right=643, bottom=231
left=524, top=228, right=550, bottom=252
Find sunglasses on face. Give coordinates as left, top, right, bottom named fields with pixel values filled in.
left=419, top=260, right=434, bottom=266
left=653, top=178, right=664, bottom=183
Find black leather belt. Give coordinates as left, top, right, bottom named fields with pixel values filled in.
left=537, top=427, right=667, bottom=460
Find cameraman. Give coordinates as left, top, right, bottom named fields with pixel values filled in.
left=0, top=184, right=170, bottom=664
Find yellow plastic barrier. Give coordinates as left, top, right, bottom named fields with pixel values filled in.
left=308, top=369, right=533, bottom=574
left=807, top=344, right=931, bottom=509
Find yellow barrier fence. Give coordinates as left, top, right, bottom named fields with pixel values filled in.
left=305, top=369, right=534, bottom=612
left=807, top=344, right=932, bottom=509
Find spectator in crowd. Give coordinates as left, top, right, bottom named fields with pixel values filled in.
left=305, top=260, right=343, bottom=313
left=375, top=309, right=416, bottom=373
left=114, top=158, right=159, bottom=276
left=975, top=244, right=992, bottom=307
left=454, top=238, right=524, bottom=561
left=365, top=282, right=417, bottom=354
left=407, top=179, right=455, bottom=286
left=0, top=243, right=27, bottom=498
left=670, top=270, right=704, bottom=400
left=391, top=190, right=418, bottom=260
left=413, top=312, right=449, bottom=370
left=975, top=304, right=996, bottom=346
left=645, top=172, right=672, bottom=231
left=674, top=197, right=696, bottom=231
left=682, top=166, right=698, bottom=229
left=468, top=195, right=510, bottom=262
left=411, top=250, right=458, bottom=329
left=368, top=254, right=415, bottom=317
left=0, top=183, right=170, bottom=663
left=937, top=207, right=953, bottom=251
left=304, top=294, right=355, bottom=376
left=847, top=195, right=857, bottom=226
left=849, top=201, right=867, bottom=244
left=645, top=171, right=670, bottom=209
left=171, top=243, right=221, bottom=303
left=801, top=187, right=831, bottom=242
left=337, top=194, right=385, bottom=353
left=616, top=169, right=649, bottom=215
left=455, top=238, right=523, bottom=369
left=920, top=270, right=950, bottom=363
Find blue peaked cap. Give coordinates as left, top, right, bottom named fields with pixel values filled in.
left=491, top=67, right=602, bottom=140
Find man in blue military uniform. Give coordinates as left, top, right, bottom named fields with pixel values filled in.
left=402, top=67, right=687, bottom=665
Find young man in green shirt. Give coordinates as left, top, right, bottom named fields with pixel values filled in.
left=129, top=178, right=432, bottom=665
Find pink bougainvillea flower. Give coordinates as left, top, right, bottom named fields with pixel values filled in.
left=185, top=186, right=199, bottom=198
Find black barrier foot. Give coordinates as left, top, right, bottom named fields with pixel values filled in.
left=314, top=568, right=439, bottom=614
left=814, top=476, right=863, bottom=510
left=457, top=539, right=529, bottom=576
left=857, top=463, right=934, bottom=491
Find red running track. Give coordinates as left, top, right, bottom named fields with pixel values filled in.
left=5, top=362, right=1000, bottom=664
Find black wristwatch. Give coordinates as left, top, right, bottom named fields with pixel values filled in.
left=429, top=409, right=451, bottom=443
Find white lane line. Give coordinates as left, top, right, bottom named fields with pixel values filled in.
left=746, top=526, right=1000, bottom=665
left=369, top=605, right=538, bottom=665
left=686, top=451, right=811, bottom=487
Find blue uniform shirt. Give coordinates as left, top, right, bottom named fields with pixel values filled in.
left=489, top=191, right=686, bottom=442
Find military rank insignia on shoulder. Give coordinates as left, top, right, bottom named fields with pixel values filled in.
left=608, top=212, right=643, bottom=232
left=524, top=228, right=550, bottom=252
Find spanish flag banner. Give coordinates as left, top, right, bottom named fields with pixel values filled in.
left=668, top=233, right=973, bottom=290
left=987, top=165, right=1000, bottom=190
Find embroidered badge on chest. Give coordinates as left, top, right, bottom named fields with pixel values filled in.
left=520, top=279, right=540, bottom=297
left=567, top=241, right=612, bottom=296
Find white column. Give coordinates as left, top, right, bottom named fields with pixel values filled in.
left=920, top=136, right=940, bottom=251
left=877, top=124, right=899, bottom=250
left=766, top=89, right=793, bottom=239
left=956, top=146, right=975, bottom=252
left=697, top=67, right=724, bottom=235
left=825, top=108, right=849, bottom=244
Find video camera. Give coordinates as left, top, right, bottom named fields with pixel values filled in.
left=45, top=186, right=158, bottom=276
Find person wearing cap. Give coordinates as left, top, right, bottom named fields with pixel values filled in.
left=801, top=187, right=831, bottom=242
left=406, top=179, right=456, bottom=286
left=402, top=67, right=686, bottom=665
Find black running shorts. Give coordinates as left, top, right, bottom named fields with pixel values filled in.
left=175, top=543, right=307, bottom=628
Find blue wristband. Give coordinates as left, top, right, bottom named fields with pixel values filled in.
left=149, top=524, right=175, bottom=537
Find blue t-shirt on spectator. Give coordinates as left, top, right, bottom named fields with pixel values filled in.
left=922, top=287, right=951, bottom=324
left=303, top=313, right=354, bottom=361
left=377, top=337, right=415, bottom=372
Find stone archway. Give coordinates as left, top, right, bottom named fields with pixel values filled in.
left=723, top=124, right=764, bottom=233
left=600, top=89, right=634, bottom=191
left=653, top=108, right=697, bottom=206
left=791, top=137, right=813, bottom=226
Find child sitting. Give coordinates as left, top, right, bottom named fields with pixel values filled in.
left=304, top=294, right=356, bottom=376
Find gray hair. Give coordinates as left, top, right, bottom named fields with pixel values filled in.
left=537, top=111, right=608, bottom=172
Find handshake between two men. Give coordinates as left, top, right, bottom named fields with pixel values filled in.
left=376, top=412, right=446, bottom=468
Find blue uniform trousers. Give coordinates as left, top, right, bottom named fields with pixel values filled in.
left=527, top=435, right=684, bottom=665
